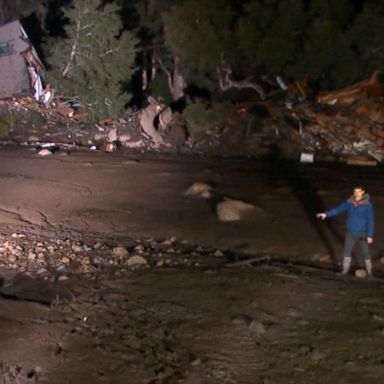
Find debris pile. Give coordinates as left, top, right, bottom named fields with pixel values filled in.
left=1, top=67, right=384, bottom=163
left=284, top=71, right=384, bottom=164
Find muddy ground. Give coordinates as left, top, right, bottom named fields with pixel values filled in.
left=1, top=147, right=384, bottom=384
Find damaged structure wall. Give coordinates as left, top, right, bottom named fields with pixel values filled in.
left=0, top=20, right=43, bottom=99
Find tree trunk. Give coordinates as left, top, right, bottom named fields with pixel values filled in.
left=158, top=55, right=186, bottom=101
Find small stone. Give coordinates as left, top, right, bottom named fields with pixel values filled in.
left=113, top=246, right=129, bottom=258
left=36, top=268, right=48, bottom=276
left=27, top=251, right=36, bottom=261
left=355, top=269, right=367, bottom=278
left=191, top=358, right=202, bottom=367
left=185, top=182, right=213, bottom=197
left=8, top=254, right=18, bottom=263
left=61, top=256, right=71, bottom=264
left=58, top=275, right=69, bottom=282
left=249, top=320, right=267, bottom=337
left=38, top=148, right=53, bottom=157
left=127, top=255, right=148, bottom=268
left=214, top=250, right=224, bottom=258
left=72, top=244, right=83, bottom=253
left=56, top=265, right=66, bottom=273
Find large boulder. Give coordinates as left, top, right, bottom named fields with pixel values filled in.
left=216, top=198, right=255, bottom=222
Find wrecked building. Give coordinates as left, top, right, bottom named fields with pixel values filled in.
left=0, top=20, right=45, bottom=100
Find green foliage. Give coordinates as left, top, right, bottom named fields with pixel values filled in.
left=45, top=0, right=137, bottom=121
left=164, top=0, right=234, bottom=73
left=162, top=0, right=379, bottom=93
left=183, top=98, right=233, bottom=139
left=0, top=107, right=47, bottom=137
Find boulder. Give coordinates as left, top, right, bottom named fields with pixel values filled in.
left=185, top=182, right=213, bottom=198
left=216, top=198, right=255, bottom=222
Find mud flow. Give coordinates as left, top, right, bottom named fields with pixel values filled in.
left=1, top=148, right=384, bottom=383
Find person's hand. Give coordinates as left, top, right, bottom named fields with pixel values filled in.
left=316, top=213, right=327, bottom=220
left=367, top=237, right=373, bottom=244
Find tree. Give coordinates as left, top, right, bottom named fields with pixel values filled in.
left=164, top=0, right=237, bottom=94
left=45, top=0, right=137, bottom=120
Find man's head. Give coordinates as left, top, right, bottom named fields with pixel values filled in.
left=353, top=186, right=365, bottom=202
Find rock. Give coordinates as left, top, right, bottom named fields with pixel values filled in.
left=36, top=268, right=48, bottom=276
left=127, top=255, right=148, bottom=268
left=214, top=250, right=224, bottom=258
left=123, top=139, right=145, bottom=148
left=216, top=198, right=255, bottom=222
left=118, top=134, right=131, bottom=144
left=249, top=320, right=267, bottom=337
left=56, top=265, right=66, bottom=273
left=185, top=182, right=213, bottom=197
left=355, top=269, right=367, bottom=278
left=107, top=127, right=118, bottom=142
left=104, top=142, right=116, bottom=153
left=72, top=244, right=83, bottom=253
left=38, top=149, right=53, bottom=157
left=61, top=256, right=71, bottom=264
left=58, top=275, right=69, bottom=282
left=28, top=252, right=37, bottom=261
left=113, top=246, right=129, bottom=258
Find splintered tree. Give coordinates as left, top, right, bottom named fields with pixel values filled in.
left=45, top=0, right=137, bottom=120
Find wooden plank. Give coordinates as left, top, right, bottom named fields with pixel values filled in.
left=346, top=158, right=377, bottom=166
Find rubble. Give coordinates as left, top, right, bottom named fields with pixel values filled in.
left=284, top=71, right=384, bottom=164
left=0, top=232, right=230, bottom=281
left=1, top=70, right=384, bottom=163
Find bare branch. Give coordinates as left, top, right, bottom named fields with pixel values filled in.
left=216, top=58, right=265, bottom=99
left=157, top=56, right=173, bottom=94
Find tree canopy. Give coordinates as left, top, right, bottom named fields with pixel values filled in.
left=4, top=0, right=384, bottom=117
left=44, top=0, right=137, bottom=120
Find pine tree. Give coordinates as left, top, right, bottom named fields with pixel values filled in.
left=45, top=0, right=137, bottom=120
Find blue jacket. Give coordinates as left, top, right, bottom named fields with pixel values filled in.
left=326, top=194, right=374, bottom=237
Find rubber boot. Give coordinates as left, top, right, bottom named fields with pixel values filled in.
left=364, top=259, right=373, bottom=278
left=341, top=257, right=352, bottom=275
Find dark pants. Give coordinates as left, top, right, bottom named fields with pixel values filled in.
left=344, top=232, right=370, bottom=260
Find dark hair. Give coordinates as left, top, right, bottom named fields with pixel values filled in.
left=354, top=185, right=365, bottom=191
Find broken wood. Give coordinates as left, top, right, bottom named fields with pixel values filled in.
left=346, top=158, right=377, bottom=166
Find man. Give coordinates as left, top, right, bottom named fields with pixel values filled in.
left=316, top=186, right=374, bottom=276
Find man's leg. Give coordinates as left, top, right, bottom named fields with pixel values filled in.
left=358, top=237, right=372, bottom=277
left=342, top=232, right=355, bottom=275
